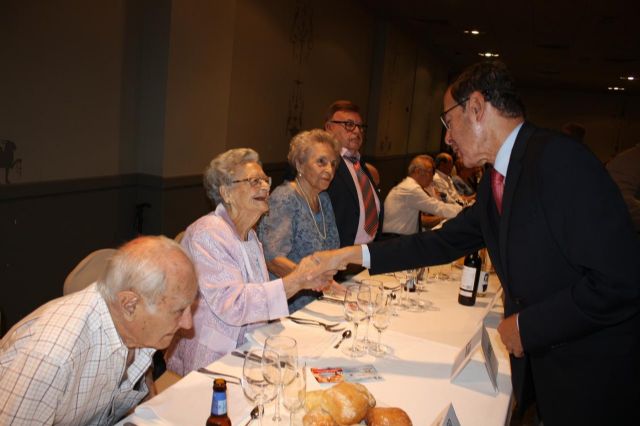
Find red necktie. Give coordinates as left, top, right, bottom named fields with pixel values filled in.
left=345, top=156, right=378, bottom=236
left=491, top=169, right=505, bottom=214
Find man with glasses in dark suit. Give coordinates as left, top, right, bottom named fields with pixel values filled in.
left=324, top=100, right=383, bottom=247
left=313, top=62, right=640, bottom=425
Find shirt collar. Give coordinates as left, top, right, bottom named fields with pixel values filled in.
left=493, top=122, right=523, bottom=177
left=341, top=147, right=360, bottom=161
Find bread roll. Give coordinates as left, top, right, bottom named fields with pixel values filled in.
left=365, top=407, right=412, bottom=426
left=303, top=407, right=337, bottom=426
left=303, top=382, right=376, bottom=426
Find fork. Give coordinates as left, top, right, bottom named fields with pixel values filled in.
left=287, top=316, right=345, bottom=332
left=196, top=367, right=241, bottom=384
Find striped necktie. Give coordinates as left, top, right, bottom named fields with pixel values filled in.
left=345, top=156, right=378, bottom=236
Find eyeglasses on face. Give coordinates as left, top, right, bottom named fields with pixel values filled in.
left=439, top=98, right=469, bottom=130
left=329, top=120, right=367, bottom=132
left=231, top=176, right=272, bottom=188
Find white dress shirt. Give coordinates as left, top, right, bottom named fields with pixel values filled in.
left=0, top=284, right=153, bottom=425
left=383, top=176, right=462, bottom=235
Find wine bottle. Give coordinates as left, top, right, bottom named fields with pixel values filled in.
left=206, top=378, right=232, bottom=426
left=458, top=252, right=482, bottom=306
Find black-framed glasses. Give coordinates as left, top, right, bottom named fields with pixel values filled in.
left=231, top=176, right=272, bottom=188
left=439, top=98, right=469, bottom=130
left=329, top=120, right=367, bottom=132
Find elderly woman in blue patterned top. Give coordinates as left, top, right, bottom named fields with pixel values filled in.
left=259, top=129, right=345, bottom=312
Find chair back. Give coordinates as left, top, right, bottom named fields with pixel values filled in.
left=63, top=248, right=117, bottom=295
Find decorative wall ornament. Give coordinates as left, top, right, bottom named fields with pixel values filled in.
left=286, top=79, right=304, bottom=138
left=0, top=139, right=22, bottom=184
left=290, top=0, right=313, bottom=65
left=286, top=0, right=314, bottom=138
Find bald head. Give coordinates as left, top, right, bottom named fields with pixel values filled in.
left=98, top=235, right=195, bottom=308
left=99, top=235, right=198, bottom=349
left=408, top=155, right=435, bottom=188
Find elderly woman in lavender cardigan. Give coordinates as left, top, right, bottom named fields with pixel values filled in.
left=166, top=148, right=332, bottom=375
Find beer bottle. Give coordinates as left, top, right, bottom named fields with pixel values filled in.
left=206, top=378, right=232, bottom=426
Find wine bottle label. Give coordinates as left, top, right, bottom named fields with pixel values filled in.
left=479, top=271, right=489, bottom=294
left=459, top=266, right=477, bottom=294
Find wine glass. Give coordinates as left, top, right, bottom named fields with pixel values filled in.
left=263, top=336, right=298, bottom=423
left=393, top=271, right=408, bottom=310
left=342, top=285, right=365, bottom=357
left=282, top=365, right=306, bottom=426
left=242, top=348, right=278, bottom=426
left=370, top=305, right=391, bottom=356
left=357, top=281, right=384, bottom=349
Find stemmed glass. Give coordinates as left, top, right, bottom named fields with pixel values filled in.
left=370, top=305, right=391, bottom=356
left=357, top=281, right=384, bottom=350
left=263, top=336, right=298, bottom=424
left=343, top=285, right=365, bottom=357
left=282, top=365, right=306, bottom=426
left=242, top=348, right=278, bottom=426
left=393, top=272, right=408, bottom=310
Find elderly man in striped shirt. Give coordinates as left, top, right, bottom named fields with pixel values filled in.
left=0, top=236, right=197, bottom=425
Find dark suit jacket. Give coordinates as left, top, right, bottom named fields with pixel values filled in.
left=367, top=122, right=640, bottom=425
left=327, top=157, right=384, bottom=247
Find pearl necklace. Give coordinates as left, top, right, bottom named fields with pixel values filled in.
left=295, top=177, right=327, bottom=240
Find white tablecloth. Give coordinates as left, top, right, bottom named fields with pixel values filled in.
left=117, top=266, right=512, bottom=426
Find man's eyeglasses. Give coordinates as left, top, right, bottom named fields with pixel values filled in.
left=231, top=176, right=272, bottom=188
left=329, top=120, right=367, bottom=132
left=439, top=98, right=469, bottom=130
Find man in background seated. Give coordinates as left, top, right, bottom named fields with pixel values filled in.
left=383, top=155, right=462, bottom=236
left=433, top=152, right=470, bottom=205
left=0, top=236, right=197, bottom=425
left=452, top=157, right=481, bottom=197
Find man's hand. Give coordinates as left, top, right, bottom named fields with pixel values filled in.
left=497, top=314, right=524, bottom=357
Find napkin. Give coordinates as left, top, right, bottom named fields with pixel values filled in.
left=247, top=318, right=340, bottom=358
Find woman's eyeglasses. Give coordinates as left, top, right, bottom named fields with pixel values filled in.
left=231, top=176, right=272, bottom=188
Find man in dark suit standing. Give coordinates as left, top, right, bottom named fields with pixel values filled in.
left=324, top=100, right=383, bottom=247
left=314, top=62, right=640, bottom=425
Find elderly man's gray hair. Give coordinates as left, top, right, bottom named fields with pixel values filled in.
left=97, top=235, right=187, bottom=311
left=203, top=148, right=260, bottom=204
left=408, top=154, right=435, bottom=175
left=287, top=129, right=340, bottom=172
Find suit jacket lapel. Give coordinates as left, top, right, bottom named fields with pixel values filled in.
left=498, top=122, right=535, bottom=277
left=337, top=157, right=359, bottom=203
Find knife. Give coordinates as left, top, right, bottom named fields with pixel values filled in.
left=231, top=350, right=288, bottom=368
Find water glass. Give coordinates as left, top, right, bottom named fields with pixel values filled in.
left=343, top=285, right=365, bottom=357
left=282, top=365, right=306, bottom=426
left=370, top=306, right=391, bottom=356
left=263, top=336, right=298, bottom=423
left=242, top=348, right=278, bottom=426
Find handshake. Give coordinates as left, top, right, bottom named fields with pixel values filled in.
left=292, top=246, right=364, bottom=291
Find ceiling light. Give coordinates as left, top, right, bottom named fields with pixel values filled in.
left=464, top=29, right=481, bottom=35
left=608, top=86, right=625, bottom=91
left=619, top=76, right=635, bottom=81
left=478, top=52, right=499, bottom=58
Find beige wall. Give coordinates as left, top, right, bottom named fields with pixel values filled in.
left=522, top=88, right=639, bottom=162
left=0, top=0, right=127, bottom=183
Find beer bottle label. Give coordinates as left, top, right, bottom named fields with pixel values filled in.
left=211, top=393, right=227, bottom=415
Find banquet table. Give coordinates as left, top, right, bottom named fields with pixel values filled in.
left=117, top=266, right=512, bottom=426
